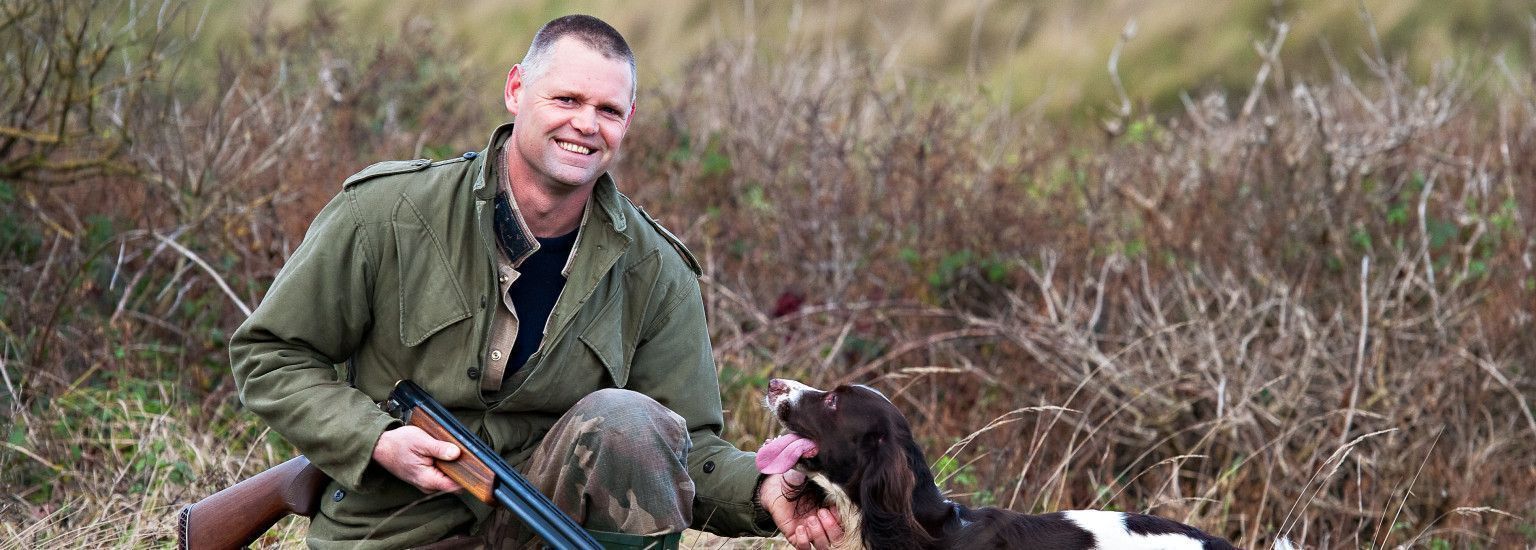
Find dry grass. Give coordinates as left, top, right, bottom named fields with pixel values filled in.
left=645, top=36, right=1536, bottom=549
left=3, top=1, right=1534, bottom=548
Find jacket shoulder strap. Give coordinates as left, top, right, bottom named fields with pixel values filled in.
left=343, top=158, right=432, bottom=189
left=626, top=198, right=703, bottom=277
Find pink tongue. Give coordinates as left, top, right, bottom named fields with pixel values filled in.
left=755, top=433, right=819, bottom=474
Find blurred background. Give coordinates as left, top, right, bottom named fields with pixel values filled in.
left=205, top=0, right=1535, bottom=114
left=2, top=1, right=1534, bottom=547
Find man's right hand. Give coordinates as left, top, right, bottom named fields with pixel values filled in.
left=371, top=425, right=463, bottom=493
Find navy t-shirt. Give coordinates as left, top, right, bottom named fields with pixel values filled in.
left=506, top=229, right=576, bottom=375
left=493, top=193, right=578, bottom=376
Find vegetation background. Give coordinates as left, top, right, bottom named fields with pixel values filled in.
left=2, top=0, right=1534, bottom=547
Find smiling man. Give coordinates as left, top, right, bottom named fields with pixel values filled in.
left=231, top=14, right=842, bottom=550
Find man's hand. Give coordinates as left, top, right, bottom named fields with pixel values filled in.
left=371, top=425, right=463, bottom=493
left=758, top=471, right=845, bottom=550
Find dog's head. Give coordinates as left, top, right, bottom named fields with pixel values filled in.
left=760, top=379, right=911, bottom=482
left=760, top=379, right=937, bottom=548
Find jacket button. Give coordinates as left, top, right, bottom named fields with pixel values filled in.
left=702, top=461, right=715, bottom=474
left=490, top=350, right=502, bottom=361
left=333, top=489, right=346, bottom=502
left=462, top=151, right=478, bottom=160
left=467, top=367, right=481, bottom=380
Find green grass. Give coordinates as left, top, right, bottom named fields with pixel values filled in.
left=199, top=0, right=1535, bottom=115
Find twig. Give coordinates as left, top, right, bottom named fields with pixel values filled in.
left=1241, top=21, right=1289, bottom=120
left=0, top=354, right=25, bottom=428
left=109, top=238, right=125, bottom=291
left=1355, top=0, right=1398, bottom=119
left=1457, top=348, right=1536, bottom=440
left=29, top=232, right=62, bottom=305
left=109, top=229, right=174, bottom=324
left=1020, top=251, right=1061, bottom=324
left=152, top=231, right=252, bottom=318
left=1179, top=91, right=1211, bottom=133
left=1, top=441, right=63, bottom=473
left=1416, top=171, right=1440, bottom=333
left=1107, top=19, right=1137, bottom=119
left=1087, top=254, right=1118, bottom=337
left=1337, top=256, right=1370, bottom=448
left=817, top=319, right=855, bottom=373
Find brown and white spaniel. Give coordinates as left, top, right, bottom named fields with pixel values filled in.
left=758, top=379, right=1279, bottom=550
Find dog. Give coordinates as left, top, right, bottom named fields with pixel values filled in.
left=758, top=378, right=1269, bottom=550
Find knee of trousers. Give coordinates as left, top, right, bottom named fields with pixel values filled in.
left=568, top=388, right=691, bottom=457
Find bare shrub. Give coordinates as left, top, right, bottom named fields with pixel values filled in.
left=1, top=3, right=486, bottom=546
left=628, top=33, right=1535, bottom=549
left=0, top=0, right=178, bottom=185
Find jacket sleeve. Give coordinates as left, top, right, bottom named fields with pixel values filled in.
left=624, top=272, right=776, bottom=537
left=229, top=189, right=399, bottom=490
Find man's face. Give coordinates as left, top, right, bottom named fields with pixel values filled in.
left=504, top=38, right=634, bottom=191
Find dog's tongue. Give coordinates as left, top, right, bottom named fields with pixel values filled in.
left=756, top=433, right=818, bottom=474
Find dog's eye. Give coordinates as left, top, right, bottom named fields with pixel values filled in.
left=823, top=392, right=838, bottom=411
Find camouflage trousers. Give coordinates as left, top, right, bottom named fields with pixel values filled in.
left=469, top=388, right=694, bottom=549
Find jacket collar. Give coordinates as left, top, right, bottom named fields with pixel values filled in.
left=476, top=122, right=630, bottom=264
left=474, top=123, right=634, bottom=360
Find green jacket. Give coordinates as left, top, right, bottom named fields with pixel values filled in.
left=230, top=123, right=769, bottom=547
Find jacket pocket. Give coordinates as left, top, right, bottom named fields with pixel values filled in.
left=577, top=250, right=659, bottom=388
left=579, top=296, right=631, bottom=388
left=393, top=195, right=471, bottom=346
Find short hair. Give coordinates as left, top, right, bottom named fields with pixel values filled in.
left=519, top=15, right=637, bottom=104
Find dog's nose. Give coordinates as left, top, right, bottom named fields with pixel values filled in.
left=768, top=378, right=786, bottom=396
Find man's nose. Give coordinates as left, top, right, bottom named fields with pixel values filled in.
left=570, top=106, right=597, bottom=134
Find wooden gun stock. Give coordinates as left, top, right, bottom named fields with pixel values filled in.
left=177, top=455, right=328, bottom=550
left=402, top=408, right=497, bottom=504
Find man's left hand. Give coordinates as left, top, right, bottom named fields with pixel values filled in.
left=758, top=471, right=845, bottom=550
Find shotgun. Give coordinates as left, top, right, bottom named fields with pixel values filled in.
left=177, top=380, right=601, bottom=549
left=383, top=379, right=601, bottom=549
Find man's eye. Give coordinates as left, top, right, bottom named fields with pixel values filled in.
left=554, top=97, right=576, bottom=105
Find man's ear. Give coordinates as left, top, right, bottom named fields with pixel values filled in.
left=504, top=65, right=524, bottom=116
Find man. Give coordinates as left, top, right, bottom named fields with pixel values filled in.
left=231, top=14, right=842, bottom=549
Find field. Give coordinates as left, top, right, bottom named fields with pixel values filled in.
left=2, top=1, right=1534, bottom=548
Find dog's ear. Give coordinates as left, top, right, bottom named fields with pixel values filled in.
left=860, top=434, right=916, bottom=515
left=856, top=432, right=934, bottom=548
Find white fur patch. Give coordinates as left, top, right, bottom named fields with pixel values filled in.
left=1063, top=510, right=1206, bottom=550
left=805, top=471, right=866, bottom=550
left=766, top=379, right=816, bottom=412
